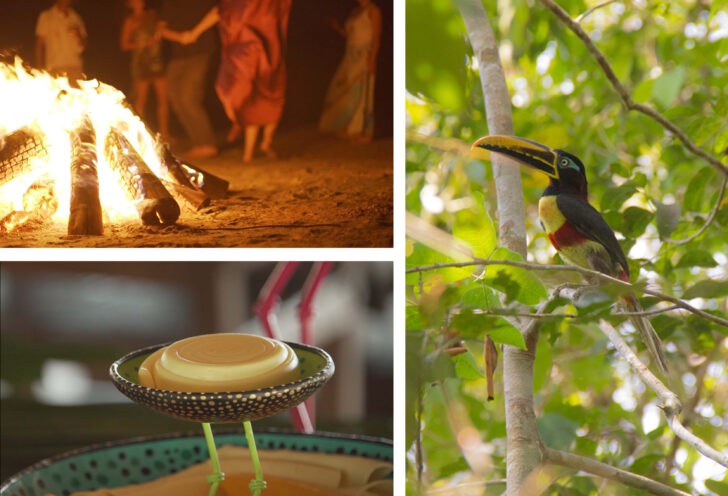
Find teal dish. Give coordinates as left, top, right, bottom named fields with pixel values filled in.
left=0, top=430, right=393, bottom=496
left=109, top=341, right=334, bottom=423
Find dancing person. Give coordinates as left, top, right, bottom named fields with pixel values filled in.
left=120, top=0, right=171, bottom=142
left=319, top=0, right=381, bottom=143
left=158, top=0, right=219, bottom=159
left=179, top=0, right=292, bottom=163
left=35, top=0, right=87, bottom=82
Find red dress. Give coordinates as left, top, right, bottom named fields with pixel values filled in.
left=216, top=0, right=292, bottom=126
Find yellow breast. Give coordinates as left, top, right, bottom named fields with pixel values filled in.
left=538, top=196, right=566, bottom=234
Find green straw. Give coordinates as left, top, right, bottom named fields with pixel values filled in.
left=202, top=422, right=224, bottom=496
left=244, top=420, right=266, bottom=495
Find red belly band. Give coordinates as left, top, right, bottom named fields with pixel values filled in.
left=548, top=221, right=587, bottom=251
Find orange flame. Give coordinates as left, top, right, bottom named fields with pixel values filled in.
left=0, top=57, right=169, bottom=232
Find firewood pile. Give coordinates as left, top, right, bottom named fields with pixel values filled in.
left=0, top=56, right=228, bottom=235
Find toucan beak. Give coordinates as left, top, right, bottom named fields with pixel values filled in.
left=472, top=135, right=559, bottom=179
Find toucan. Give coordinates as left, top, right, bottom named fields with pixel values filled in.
left=472, top=135, right=668, bottom=374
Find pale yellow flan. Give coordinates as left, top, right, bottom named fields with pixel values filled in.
left=138, top=334, right=300, bottom=392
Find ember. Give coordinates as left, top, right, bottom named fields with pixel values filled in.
left=0, top=57, right=227, bottom=234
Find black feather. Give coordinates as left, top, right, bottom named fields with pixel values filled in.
left=555, top=194, right=630, bottom=277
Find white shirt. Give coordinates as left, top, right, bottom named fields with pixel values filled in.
left=36, top=5, right=86, bottom=71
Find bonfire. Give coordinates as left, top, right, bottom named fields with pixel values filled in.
left=0, top=57, right=228, bottom=235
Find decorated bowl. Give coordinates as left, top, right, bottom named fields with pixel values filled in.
left=109, top=341, right=334, bottom=423
left=0, top=430, right=393, bottom=496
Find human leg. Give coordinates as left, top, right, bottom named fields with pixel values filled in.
left=152, top=76, right=171, bottom=142
left=260, top=121, right=279, bottom=159
left=134, top=79, right=150, bottom=121
left=166, top=55, right=217, bottom=153
left=243, top=125, right=259, bottom=163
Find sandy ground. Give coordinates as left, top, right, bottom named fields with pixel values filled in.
left=0, top=129, right=392, bottom=248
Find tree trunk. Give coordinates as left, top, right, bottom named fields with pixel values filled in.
left=455, top=1, right=542, bottom=493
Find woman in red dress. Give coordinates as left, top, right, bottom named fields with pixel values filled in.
left=182, top=0, right=292, bottom=163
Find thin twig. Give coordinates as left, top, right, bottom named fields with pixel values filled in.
left=426, top=479, right=507, bottom=494
left=407, top=259, right=728, bottom=327
left=474, top=304, right=681, bottom=320
left=598, top=321, right=728, bottom=468
left=664, top=175, right=728, bottom=245
left=543, top=447, right=692, bottom=496
left=538, top=0, right=728, bottom=177
left=663, top=346, right=716, bottom=477
left=576, top=0, right=620, bottom=23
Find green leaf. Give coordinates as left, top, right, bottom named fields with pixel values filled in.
left=460, top=283, right=500, bottom=309
left=653, top=199, right=681, bottom=239
left=675, top=250, right=718, bottom=269
left=453, top=191, right=496, bottom=259
left=705, top=479, right=728, bottom=496
left=450, top=311, right=527, bottom=349
left=633, top=78, right=653, bottom=104
left=651, top=66, right=685, bottom=107
left=533, top=339, right=553, bottom=392
left=453, top=351, right=484, bottom=380
left=621, top=206, right=653, bottom=238
left=537, top=412, right=578, bottom=450
left=684, top=168, right=714, bottom=212
left=406, top=305, right=424, bottom=331
left=683, top=279, right=728, bottom=300
left=405, top=332, right=424, bottom=450
left=406, top=242, right=471, bottom=285
left=405, top=0, right=467, bottom=111
left=600, top=182, right=638, bottom=212
left=482, top=247, right=548, bottom=305
left=630, top=454, right=663, bottom=474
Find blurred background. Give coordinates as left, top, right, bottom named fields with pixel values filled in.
left=0, top=0, right=394, bottom=139
left=0, top=261, right=393, bottom=480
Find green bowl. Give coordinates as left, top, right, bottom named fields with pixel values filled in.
left=109, top=341, right=335, bottom=423
left=0, top=430, right=393, bottom=496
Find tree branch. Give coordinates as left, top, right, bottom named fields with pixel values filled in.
left=597, top=321, right=728, bottom=468
left=664, top=175, right=728, bottom=245
left=407, top=259, right=728, bottom=327
left=576, top=0, right=620, bottom=23
left=473, top=304, right=681, bottom=320
left=543, top=447, right=692, bottom=496
left=663, top=346, right=717, bottom=477
left=538, top=0, right=728, bottom=178
left=454, top=1, right=541, bottom=494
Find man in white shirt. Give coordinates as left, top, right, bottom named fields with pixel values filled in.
left=35, top=0, right=87, bottom=81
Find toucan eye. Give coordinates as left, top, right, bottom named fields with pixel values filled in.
left=560, top=158, right=569, bottom=167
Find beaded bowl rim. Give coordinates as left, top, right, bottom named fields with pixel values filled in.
left=109, top=340, right=335, bottom=398
left=0, top=428, right=393, bottom=492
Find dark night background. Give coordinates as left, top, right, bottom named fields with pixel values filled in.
left=0, top=0, right=393, bottom=139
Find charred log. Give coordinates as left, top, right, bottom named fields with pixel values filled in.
left=161, top=146, right=229, bottom=199
left=104, top=129, right=180, bottom=226
left=157, top=146, right=210, bottom=210
left=0, top=128, right=49, bottom=187
left=68, top=115, right=103, bottom=235
left=161, top=179, right=210, bottom=211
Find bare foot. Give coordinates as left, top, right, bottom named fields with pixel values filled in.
left=260, top=146, right=277, bottom=159
left=226, top=124, right=243, bottom=143
left=183, top=145, right=219, bottom=160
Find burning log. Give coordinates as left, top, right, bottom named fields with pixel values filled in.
left=0, top=176, right=58, bottom=233
left=24, top=177, right=58, bottom=219
left=105, top=129, right=180, bottom=226
left=68, top=114, right=103, bottom=235
left=0, top=128, right=49, bottom=187
left=161, top=146, right=229, bottom=199
left=157, top=146, right=210, bottom=210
